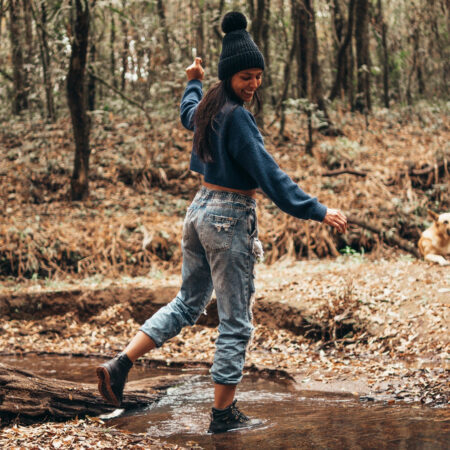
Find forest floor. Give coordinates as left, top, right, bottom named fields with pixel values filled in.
left=0, top=104, right=449, bottom=447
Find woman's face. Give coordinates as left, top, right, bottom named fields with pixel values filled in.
left=231, top=68, right=263, bottom=103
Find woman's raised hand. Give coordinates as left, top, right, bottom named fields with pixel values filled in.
left=323, top=208, right=347, bottom=234
left=186, top=57, right=204, bottom=81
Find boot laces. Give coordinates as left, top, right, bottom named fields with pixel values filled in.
left=230, top=401, right=249, bottom=423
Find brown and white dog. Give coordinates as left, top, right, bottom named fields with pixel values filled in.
left=418, top=210, right=450, bottom=266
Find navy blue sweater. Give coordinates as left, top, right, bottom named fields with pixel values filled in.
left=180, top=80, right=327, bottom=222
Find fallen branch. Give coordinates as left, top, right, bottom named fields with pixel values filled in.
left=322, top=168, right=367, bottom=177
left=409, top=159, right=448, bottom=176
left=347, top=215, right=421, bottom=258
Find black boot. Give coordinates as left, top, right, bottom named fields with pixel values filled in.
left=96, top=353, right=133, bottom=407
left=208, top=400, right=262, bottom=434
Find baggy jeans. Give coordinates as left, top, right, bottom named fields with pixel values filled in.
left=140, top=186, right=263, bottom=385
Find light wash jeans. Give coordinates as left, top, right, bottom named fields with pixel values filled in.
left=140, top=186, right=263, bottom=385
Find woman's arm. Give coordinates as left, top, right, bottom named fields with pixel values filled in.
left=180, top=58, right=205, bottom=131
left=227, top=108, right=345, bottom=228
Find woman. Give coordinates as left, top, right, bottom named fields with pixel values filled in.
left=96, top=11, right=347, bottom=434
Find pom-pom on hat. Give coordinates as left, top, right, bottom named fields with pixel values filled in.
left=218, top=11, right=265, bottom=81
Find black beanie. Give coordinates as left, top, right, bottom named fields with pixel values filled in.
left=218, top=12, right=265, bottom=81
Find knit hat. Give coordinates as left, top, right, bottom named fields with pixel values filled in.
left=218, top=12, right=265, bottom=81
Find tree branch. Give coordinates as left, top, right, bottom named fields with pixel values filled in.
left=347, top=215, right=421, bottom=258
left=322, top=168, right=367, bottom=177
left=0, top=68, right=13, bottom=82
left=87, top=68, right=151, bottom=123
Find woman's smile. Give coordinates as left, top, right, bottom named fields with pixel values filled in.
left=231, top=69, right=263, bottom=102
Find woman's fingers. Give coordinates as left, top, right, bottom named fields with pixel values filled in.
left=324, top=209, right=347, bottom=233
left=186, top=57, right=204, bottom=80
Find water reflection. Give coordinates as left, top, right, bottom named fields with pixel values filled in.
left=2, top=355, right=448, bottom=449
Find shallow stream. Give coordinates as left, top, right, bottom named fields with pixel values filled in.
left=3, top=355, right=449, bottom=449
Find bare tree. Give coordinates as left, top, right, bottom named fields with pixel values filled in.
left=120, top=0, right=129, bottom=91
left=157, top=0, right=172, bottom=63
left=375, top=0, right=389, bottom=108
left=292, top=0, right=338, bottom=135
left=67, top=0, right=91, bottom=201
left=354, top=0, right=371, bottom=112
left=329, top=0, right=355, bottom=102
left=8, top=0, right=28, bottom=114
left=30, top=0, right=55, bottom=121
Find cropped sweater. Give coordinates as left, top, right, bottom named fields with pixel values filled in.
left=180, top=79, right=327, bottom=222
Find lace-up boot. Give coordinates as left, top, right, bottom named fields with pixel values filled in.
left=208, top=400, right=262, bottom=433
left=96, top=353, right=133, bottom=407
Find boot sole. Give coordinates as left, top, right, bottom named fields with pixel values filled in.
left=208, top=419, right=264, bottom=434
left=96, top=366, right=120, bottom=407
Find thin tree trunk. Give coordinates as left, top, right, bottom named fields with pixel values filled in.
left=110, top=14, right=117, bottom=88
left=87, top=1, right=97, bottom=112
left=31, top=0, right=56, bottom=121
left=262, top=0, right=275, bottom=107
left=250, top=0, right=267, bottom=127
left=406, top=27, right=419, bottom=105
left=279, top=8, right=298, bottom=138
left=67, top=0, right=91, bottom=201
left=157, top=0, right=172, bottom=64
left=354, top=0, right=371, bottom=112
left=195, top=0, right=204, bottom=60
left=120, top=0, right=128, bottom=91
left=329, top=0, right=355, bottom=102
left=22, top=0, right=33, bottom=105
left=377, top=0, right=389, bottom=108
left=295, top=0, right=338, bottom=134
left=8, top=0, right=28, bottom=114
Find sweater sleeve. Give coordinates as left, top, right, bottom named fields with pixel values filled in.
left=180, top=80, right=203, bottom=131
left=227, top=107, right=327, bottom=222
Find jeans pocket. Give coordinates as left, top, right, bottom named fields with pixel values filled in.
left=200, top=213, right=237, bottom=251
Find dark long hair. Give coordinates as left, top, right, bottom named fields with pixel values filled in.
left=193, top=79, right=261, bottom=163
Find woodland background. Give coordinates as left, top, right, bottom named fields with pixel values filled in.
left=0, top=1, right=449, bottom=443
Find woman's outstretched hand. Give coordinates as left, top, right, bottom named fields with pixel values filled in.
left=323, top=208, right=347, bottom=234
left=186, top=57, right=204, bottom=81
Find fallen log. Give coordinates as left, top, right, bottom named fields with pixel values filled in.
left=0, top=363, right=163, bottom=427
left=347, top=215, right=421, bottom=258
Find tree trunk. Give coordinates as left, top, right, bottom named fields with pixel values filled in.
left=329, top=0, right=355, bottom=102
left=354, top=0, right=371, bottom=112
left=0, top=363, right=168, bottom=427
left=279, top=7, right=298, bottom=138
left=294, top=0, right=337, bottom=134
left=110, top=14, right=117, bottom=88
left=157, top=0, right=172, bottom=64
left=377, top=0, right=389, bottom=108
left=22, top=0, right=33, bottom=104
left=250, top=0, right=267, bottom=127
left=120, top=0, right=128, bottom=91
left=8, top=0, right=28, bottom=114
left=406, top=26, right=419, bottom=105
left=67, top=0, right=91, bottom=201
left=262, top=0, right=275, bottom=107
left=31, top=0, right=56, bottom=121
